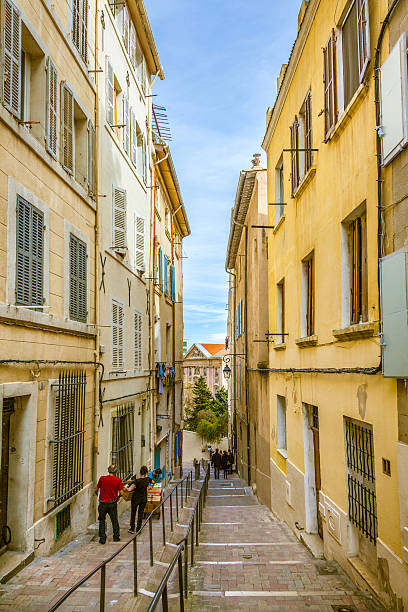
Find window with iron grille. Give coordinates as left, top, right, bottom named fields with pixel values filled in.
left=56, top=504, right=71, bottom=540
left=344, top=417, right=377, bottom=543
left=72, top=0, right=88, bottom=63
left=112, top=299, right=124, bottom=370
left=69, top=233, right=87, bottom=322
left=16, top=196, right=44, bottom=306
left=52, top=371, right=86, bottom=507
left=111, top=403, right=135, bottom=481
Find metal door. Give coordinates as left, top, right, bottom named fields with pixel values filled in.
left=0, top=399, right=14, bottom=551
left=311, top=406, right=323, bottom=538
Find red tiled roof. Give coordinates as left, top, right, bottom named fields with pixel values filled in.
left=201, top=344, right=227, bottom=357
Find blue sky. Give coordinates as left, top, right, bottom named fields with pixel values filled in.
left=146, top=1, right=301, bottom=346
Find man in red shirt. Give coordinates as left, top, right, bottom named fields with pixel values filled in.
left=95, top=465, right=124, bottom=544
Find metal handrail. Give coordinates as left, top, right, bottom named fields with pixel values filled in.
left=147, top=463, right=211, bottom=611
left=48, top=469, right=194, bottom=612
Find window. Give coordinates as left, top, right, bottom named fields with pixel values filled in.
left=215, top=367, right=219, bottom=379
left=112, top=300, right=124, bottom=370
left=56, top=504, right=71, bottom=539
left=163, top=255, right=169, bottom=296
left=290, top=91, right=313, bottom=195
left=134, top=309, right=142, bottom=369
left=277, top=395, right=287, bottom=457
left=111, top=403, right=134, bottom=481
left=159, top=247, right=163, bottom=291
left=20, top=23, right=46, bottom=143
left=301, top=253, right=314, bottom=337
left=134, top=215, right=145, bottom=271
left=165, top=208, right=171, bottom=235
left=276, top=279, right=285, bottom=344
left=194, top=367, right=200, bottom=376
left=73, top=99, right=88, bottom=186
left=203, top=367, right=207, bottom=376
left=122, top=4, right=130, bottom=53
left=106, top=59, right=114, bottom=126
left=189, top=367, right=192, bottom=376
left=170, top=264, right=176, bottom=302
left=72, top=0, right=88, bottom=63
left=290, top=117, right=299, bottom=195
left=153, top=241, right=159, bottom=285
left=379, top=33, right=408, bottom=165
left=323, top=30, right=337, bottom=140
left=2, top=0, right=21, bottom=118
left=130, top=20, right=137, bottom=70
left=349, top=213, right=367, bottom=324
left=112, top=186, right=127, bottom=251
left=275, top=156, right=284, bottom=222
left=46, top=59, right=58, bottom=158
left=136, top=123, right=147, bottom=182
left=123, top=94, right=130, bottom=155
left=69, top=234, right=87, bottom=322
left=16, top=196, right=44, bottom=306
left=52, top=371, right=86, bottom=507
left=130, top=108, right=137, bottom=166
left=61, top=83, right=74, bottom=174
left=87, top=120, right=95, bottom=194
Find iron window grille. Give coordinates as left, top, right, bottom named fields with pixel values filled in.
left=52, top=371, right=86, bottom=507
left=56, top=504, right=71, bottom=540
left=345, top=417, right=377, bottom=543
left=111, top=402, right=135, bottom=481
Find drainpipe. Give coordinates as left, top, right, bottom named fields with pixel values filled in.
left=374, top=0, right=401, bottom=364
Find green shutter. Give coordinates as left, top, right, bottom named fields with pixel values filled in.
left=3, top=0, right=21, bottom=118
left=16, top=197, right=43, bottom=306
left=69, top=233, right=87, bottom=322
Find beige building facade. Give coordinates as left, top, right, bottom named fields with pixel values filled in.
left=225, top=157, right=270, bottom=508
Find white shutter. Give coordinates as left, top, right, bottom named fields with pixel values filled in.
left=112, top=300, right=124, bottom=369
left=123, top=5, right=129, bottom=52
left=61, top=83, right=74, bottom=174
left=134, top=310, right=142, bottom=369
left=134, top=215, right=145, bottom=271
left=87, top=120, right=95, bottom=193
left=380, top=33, right=408, bottom=166
left=123, top=95, right=130, bottom=154
left=130, top=22, right=137, bottom=69
left=72, top=0, right=88, bottom=62
left=112, top=185, right=127, bottom=249
left=106, top=58, right=114, bottom=126
left=130, top=108, right=137, bottom=166
left=3, top=0, right=21, bottom=118
left=46, top=58, right=58, bottom=159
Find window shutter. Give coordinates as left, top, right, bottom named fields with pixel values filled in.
left=130, top=108, right=137, bottom=165
left=304, top=91, right=313, bottom=172
left=141, top=55, right=146, bottom=95
left=323, top=30, right=337, bottom=140
left=134, top=215, right=145, bottom=271
left=163, top=256, right=168, bottom=296
left=123, top=6, right=129, bottom=51
left=106, top=58, right=114, bottom=126
left=356, top=0, right=370, bottom=82
left=130, top=22, right=137, bottom=70
left=72, top=0, right=88, bottom=62
left=112, top=186, right=127, bottom=249
left=87, top=120, right=95, bottom=193
left=61, top=83, right=74, bottom=174
left=134, top=310, right=142, bottom=369
left=290, top=118, right=299, bottom=196
left=3, top=0, right=21, bottom=118
left=170, top=265, right=176, bottom=302
left=69, top=234, right=87, bottom=322
left=112, top=301, right=124, bottom=369
left=380, top=33, right=408, bottom=165
left=159, top=247, right=163, bottom=291
left=123, top=95, right=130, bottom=154
left=16, top=197, right=43, bottom=306
left=154, top=242, right=159, bottom=284
left=46, top=58, right=58, bottom=159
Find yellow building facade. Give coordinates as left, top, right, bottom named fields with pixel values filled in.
left=0, top=0, right=97, bottom=567
left=262, top=0, right=408, bottom=608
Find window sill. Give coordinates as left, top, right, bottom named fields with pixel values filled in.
left=104, top=369, right=149, bottom=381
left=0, top=304, right=96, bottom=337
left=296, top=334, right=318, bottom=348
left=273, top=214, right=286, bottom=235
left=293, top=165, right=316, bottom=199
left=332, top=321, right=377, bottom=341
left=105, top=249, right=146, bottom=284
left=327, top=82, right=368, bottom=142
left=277, top=448, right=287, bottom=459
left=273, top=342, right=286, bottom=351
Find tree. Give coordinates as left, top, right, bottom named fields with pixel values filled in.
left=196, top=388, right=229, bottom=443
left=211, top=387, right=228, bottom=417
left=184, top=376, right=213, bottom=431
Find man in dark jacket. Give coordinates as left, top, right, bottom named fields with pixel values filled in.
left=221, top=451, right=229, bottom=480
left=127, top=466, right=153, bottom=533
left=212, top=449, right=221, bottom=479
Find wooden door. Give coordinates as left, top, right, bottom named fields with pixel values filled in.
left=311, top=406, right=323, bottom=538
left=0, top=399, right=14, bottom=551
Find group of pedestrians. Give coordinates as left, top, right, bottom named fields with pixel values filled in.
left=210, top=448, right=234, bottom=479
left=95, top=464, right=162, bottom=544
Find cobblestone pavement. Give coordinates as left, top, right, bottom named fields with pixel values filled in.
left=179, top=474, right=385, bottom=612
left=0, top=473, right=196, bottom=612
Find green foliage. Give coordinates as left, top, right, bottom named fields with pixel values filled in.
left=184, top=379, right=229, bottom=443
left=184, top=376, right=213, bottom=431
left=212, top=387, right=228, bottom=417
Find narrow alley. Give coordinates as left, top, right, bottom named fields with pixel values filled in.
left=184, top=474, right=385, bottom=612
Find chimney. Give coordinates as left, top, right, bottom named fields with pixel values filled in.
left=251, top=154, right=261, bottom=168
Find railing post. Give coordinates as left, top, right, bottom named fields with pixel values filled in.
left=133, top=536, right=138, bottom=596
left=149, top=517, right=153, bottom=567
left=176, top=484, right=179, bottom=520
left=170, top=493, right=173, bottom=532
left=99, top=565, right=106, bottom=612
left=184, top=540, right=188, bottom=598
left=161, top=499, right=166, bottom=546
left=162, top=585, right=169, bottom=612
left=178, top=551, right=185, bottom=611
left=190, top=515, right=194, bottom=566
left=196, top=504, right=199, bottom=545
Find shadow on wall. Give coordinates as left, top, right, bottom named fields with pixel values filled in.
left=183, top=430, right=229, bottom=464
